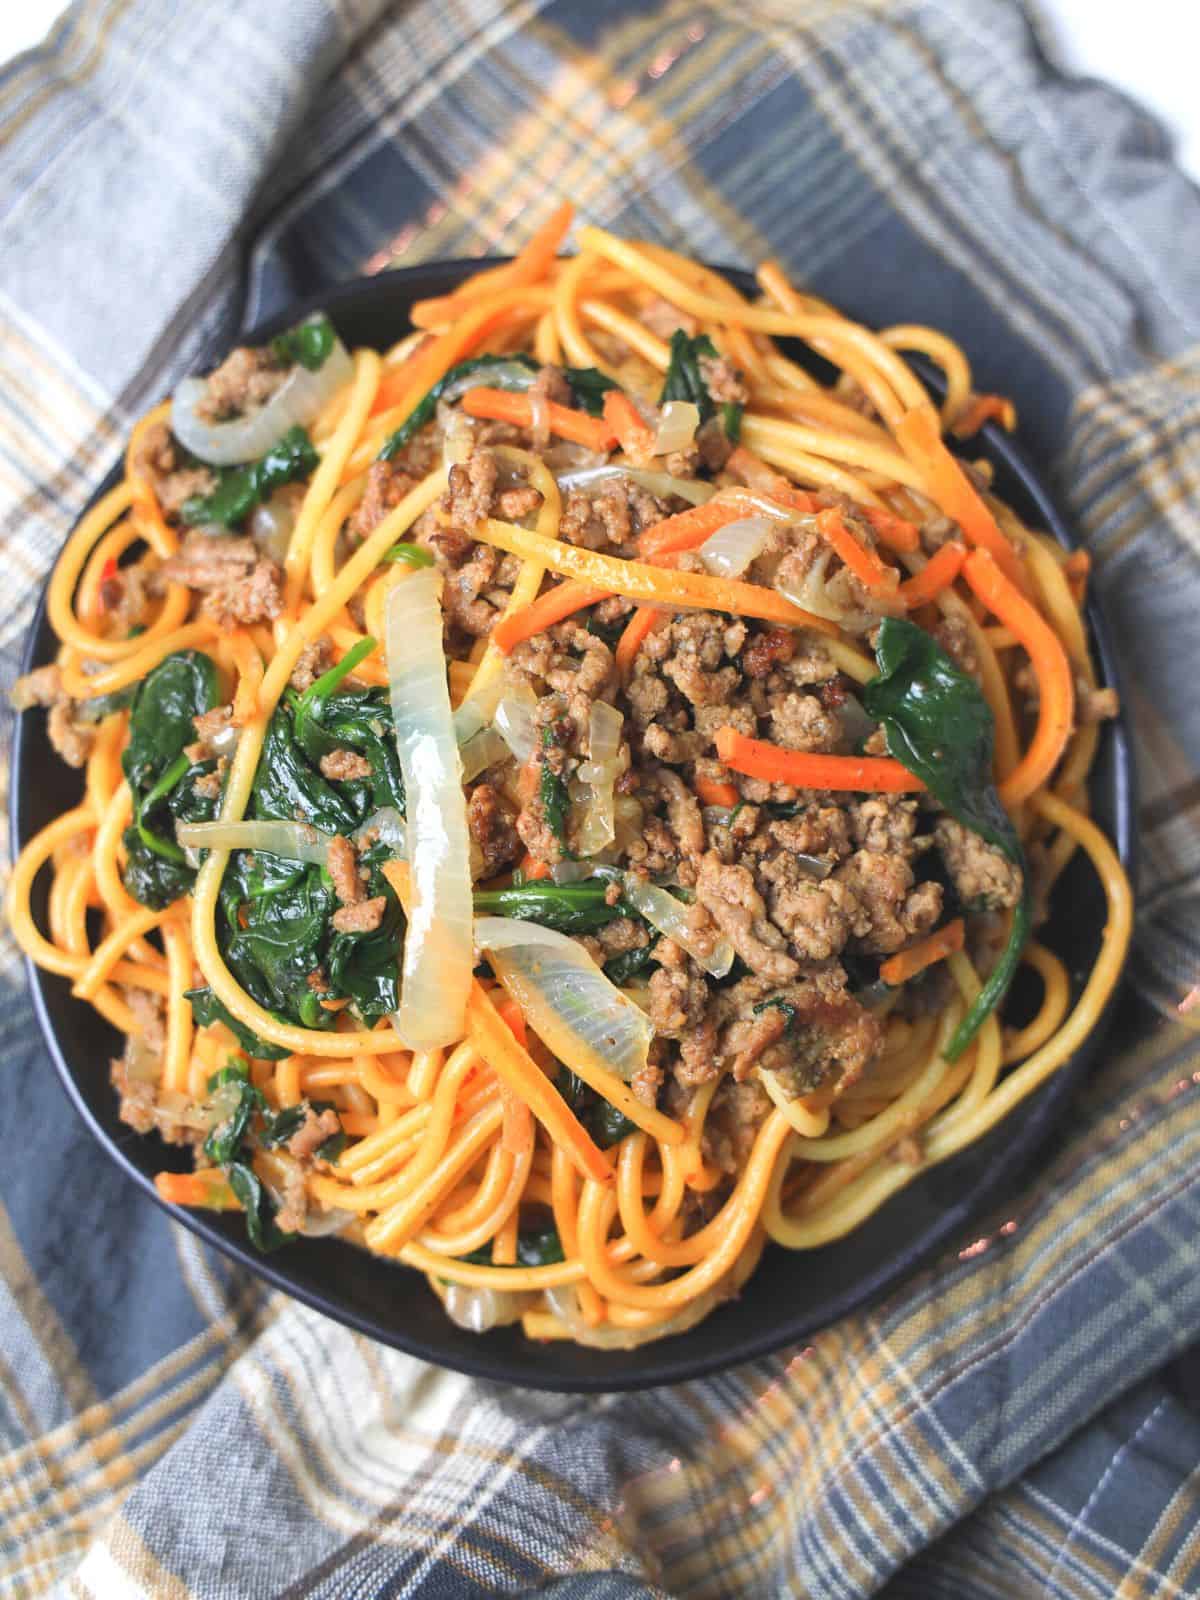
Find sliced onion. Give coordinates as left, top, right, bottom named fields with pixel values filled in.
left=387, top=569, right=473, bottom=1049
left=443, top=1283, right=529, bottom=1332
left=697, top=516, right=774, bottom=579
left=300, top=1206, right=357, bottom=1239
left=459, top=726, right=509, bottom=784
left=171, top=336, right=354, bottom=466
left=493, top=686, right=539, bottom=765
left=208, top=720, right=243, bottom=758
left=353, top=806, right=408, bottom=857
left=441, top=362, right=535, bottom=405
left=439, top=401, right=475, bottom=470
left=575, top=701, right=623, bottom=857
left=555, top=465, right=715, bottom=507
left=543, top=1282, right=731, bottom=1348
left=475, top=917, right=652, bottom=1082
left=249, top=492, right=299, bottom=564
left=702, top=805, right=736, bottom=829
left=550, top=860, right=593, bottom=885
left=123, top=1033, right=162, bottom=1084
left=176, top=819, right=332, bottom=865
left=619, top=875, right=734, bottom=979
left=653, top=400, right=700, bottom=457
left=775, top=549, right=876, bottom=634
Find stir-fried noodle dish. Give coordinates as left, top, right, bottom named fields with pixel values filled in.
left=8, top=208, right=1132, bottom=1347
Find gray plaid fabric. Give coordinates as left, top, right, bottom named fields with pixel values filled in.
left=2, top=2, right=1199, bottom=1595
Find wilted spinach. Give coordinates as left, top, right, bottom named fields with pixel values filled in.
left=270, top=311, right=336, bottom=371
left=864, top=617, right=1031, bottom=1061
left=458, top=1225, right=566, bottom=1267
left=558, top=1069, right=635, bottom=1148
left=180, top=425, right=319, bottom=529
left=660, top=330, right=743, bottom=444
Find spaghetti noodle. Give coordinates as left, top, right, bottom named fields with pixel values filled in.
left=7, top=213, right=1132, bottom=1347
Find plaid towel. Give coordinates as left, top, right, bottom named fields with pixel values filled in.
left=2, top=2, right=1199, bottom=1594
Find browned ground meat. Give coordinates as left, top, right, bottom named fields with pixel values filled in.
left=331, top=896, right=387, bottom=935
left=934, top=817, right=1023, bottom=909
left=698, top=354, right=749, bottom=406
left=196, top=347, right=287, bottom=422
left=703, top=1077, right=772, bottom=1174
left=135, top=421, right=216, bottom=520
left=933, top=616, right=980, bottom=679
left=497, top=486, right=543, bottom=519
left=467, top=783, right=522, bottom=879
left=160, top=533, right=283, bottom=626
left=11, top=663, right=96, bottom=767
left=320, top=749, right=372, bottom=782
left=326, top=835, right=364, bottom=905
left=833, top=850, right=944, bottom=955
left=694, top=853, right=800, bottom=984
left=187, top=704, right=233, bottom=760
left=287, top=1105, right=342, bottom=1161
left=1077, top=681, right=1120, bottom=723
left=348, top=460, right=419, bottom=543
left=290, top=638, right=333, bottom=692
left=446, top=450, right=498, bottom=529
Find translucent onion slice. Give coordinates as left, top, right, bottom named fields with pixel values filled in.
left=354, top=806, right=408, bottom=857
left=439, top=401, right=475, bottom=471
left=575, top=701, right=623, bottom=857
left=443, top=1282, right=529, bottom=1332
left=176, top=819, right=332, bottom=866
left=542, top=1283, right=732, bottom=1348
left=555, top=465, right=715, bottom=506
left=171, top=336, right=353, bottom=466
left=475, top=917, right=653, bottom=1083
left=386, top=568, right=474, bottom=1050
left=653, top=400, right=700, bottom=457
left=619, top=875, right=734, bottom=979
left=493, top=685, right=539, bottom=765
left=459, top=726, right=509, bottom=784
left=697, top=515, right=774, bottom=579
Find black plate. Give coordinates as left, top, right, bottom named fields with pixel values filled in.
left=10, top=262, right=1137, bottom=1391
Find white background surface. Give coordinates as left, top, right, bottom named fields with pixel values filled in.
left=0, top=3, right=1197, bottom=180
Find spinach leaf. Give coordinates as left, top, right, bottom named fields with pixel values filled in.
left=458, top=1225, right=566, bottom=1267
left=270, top=311, right=336, bottom=372
left=326, top=867, right=405, bottom=1020
left=539, top=763, right=571, bottom=851
left=558, top=1069, right=635, bottom=1148
left=180, top=425, right=319, bottom=529
left=203, top=1075, right=266, bottom=1166
left=123, top=650, right=219, bottom=793
left=603, top=943, right=657, bottom=987
left=864, top=617, right=1031, bottom=1060
left=561, top=366, right=619, bottom=416
left=292, top=636, right=378, bottom=762
left=120, top=826, right=195, bottom=910
left=253, top=704, right=360, bottom=833
left=226, top=1162, right=292, bottom=1252
left=227, top=869, right=338, bottom=1019
left=659, top=330, right=744, bottom=442
left=292, top=645, right=405, bottom=816
left=258, top=1103, right=309, bottom=1147
left=378, top=353, right=538, bottom=462
left=167, top=761, right=221, bottom=826
left=184, top=986, right=291, bottom=1060
left=381, top=541, right=435, bottom=568
left=471, top=880, right=633, bottom=935
left=75, top=683, right=136, bottom=723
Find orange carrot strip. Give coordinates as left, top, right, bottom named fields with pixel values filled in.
left=879, top=918, right=965, bottom=986
left=861, top=505, right=921, bottom=554
left=815, top=507, right=894, bottom=592
left=961, top=548, right=1075, bottom=805
left=464, top=982, right=613, bottom=1185
left=410, top=202, right=573, bottom=327
left=895, top=404, right=1025, bottom=588
left=694, top=776, right=740, bottom=808
left=500, top=1086, right=534, bottom=1155
left=154, top=1170, right=239, bottom=1210
left=715, top=727, right=924, bottom=792
left=898, top=542, right=968, bottom=607
left=614, top=604, right=663, bottom=678
left=636, top=498, right=756, bottom=560
left=518, top=852, right=552, bottom=882
left=603, top=389, right=656, bottom=459
left=461, top=387, right=616, bottom=452
left=951, top=393, right=1017, bottom=438
left=492, top=578, right=610, bottom=654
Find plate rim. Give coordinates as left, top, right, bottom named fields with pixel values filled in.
left=9, top=258, right=1138, bottom=1391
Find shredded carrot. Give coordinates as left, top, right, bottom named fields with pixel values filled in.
left=518, top=853, right=552, bottom=882
left=410, top=202, right=573, bottom=327
left=637, top=497, right=759, bottom=560
left=478, top=516, right=839, bottom=635
left=1063, top=549, right=1091, bottom=607
left=500, top=1084, right=534, bottom=1155
left=879, top=919, right=965, bottom=986
left=961, top=548, right=1075, bottom=805
left=694, top=776, right=740, bottom=808
left=603, top=389, right=656, bottom=460
left=496, top=995, right=528, bottom=1047
left=715, top=727, right=924, bottom=792
left=951, top=393, right=1017, bottom=438
left=461, top=388, right=616, bottom=452
left=154, top=1170, right=239, bottom=1210
left=614, top=604, right=664, bottom=679
left=860, top=505, right=921, bottom=554
left=815, top=507, right=894, bottom=592
left=898, top=542, right=968, bottom=607
left=492, top=578, right=610, bottom=654
left=895, top=403, right=1025, bottom=588
left=465, top=982, right=613, bottom=1184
